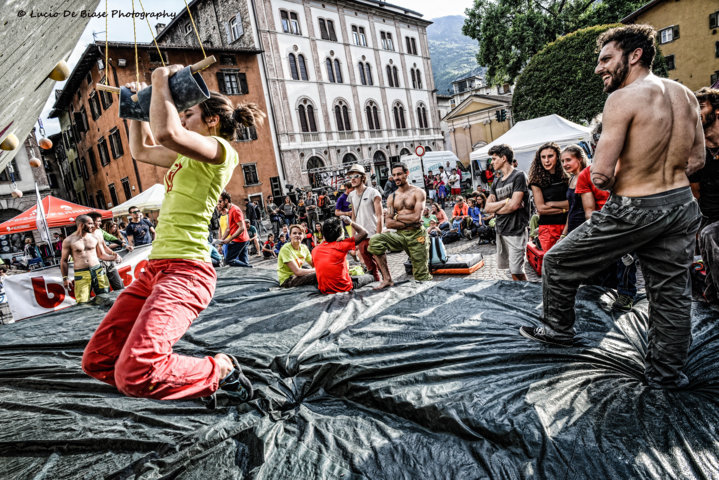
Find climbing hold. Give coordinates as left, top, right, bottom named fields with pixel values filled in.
left=48, top=60, right=71, bottom=81
left=29, top=157, right=42, bottom=168
left=0, top=133, right=19, bottom=151
left=11, top=189, right=23, bottom=198
left=38, top=138, right=53, bottom=150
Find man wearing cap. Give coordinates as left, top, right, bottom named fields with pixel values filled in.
left=348, top=163, right=383, bottom=281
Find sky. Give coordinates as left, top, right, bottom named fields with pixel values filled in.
left=38, top=0, right=472, bottom=135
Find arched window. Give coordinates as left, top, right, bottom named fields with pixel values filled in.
left=417, top=104, right=429, bottom=129
left=410, top=69, right=417, bottom=89
left=392, top=66, right=399, bottom=88
left=326, top=58, right=335, bottom=83
left=342, top=153, right=356, bottom=164
left=358, top=62, right=366, bottom=85
left=393, top=103, right=406, bottom=129
left=365, top=64, right=373, bottom=85
left=400, top=147, right=411, bottom=156
left=386, top=65, right=393, bottom=87
left=334, top=59, right=343, bottom=83
left=416, top=70, right=422, bottom=89
left=366, top=101, right=380, bottom=130
left=307, top=156, right=325, bottom=189
left=298, top=54, right=308, bottom=80
left=298, top=100, right=318, bottom=132
left=335, top=101, right=352, bottom=131
left=289, top=53, right=299, bottom=80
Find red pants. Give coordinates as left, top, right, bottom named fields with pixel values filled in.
left=538, top=224, right=564, bottom=252
left=357, top=238, right=380, bottom=281
left=82, top=259, right=219, bottom=400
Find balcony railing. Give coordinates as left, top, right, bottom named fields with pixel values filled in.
left=336, top=131, right=355, bottom=141
left=301, top=132, right=321, bottom=142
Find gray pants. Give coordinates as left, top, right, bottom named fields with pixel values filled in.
left=101, top=260, right=124, bottom=291
left=541, top=187, right=701, bottom=388
left=699, top=219, right=719, bottom=303
left=281, top=272, right=318, bottom=288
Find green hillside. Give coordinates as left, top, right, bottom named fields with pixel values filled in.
left=427, top=15, right=484, bottom=95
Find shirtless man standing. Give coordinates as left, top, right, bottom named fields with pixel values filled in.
left=519, top=25, right=705, bottom=389
left=61, top=215, right=120, bottom=304
left=368, top=163, right=431, bottom=288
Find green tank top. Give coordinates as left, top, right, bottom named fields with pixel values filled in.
left=149, top=136, right=238, bottom=262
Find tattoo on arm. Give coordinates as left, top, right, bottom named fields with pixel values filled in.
left=591, top=172, right=615, bottom=192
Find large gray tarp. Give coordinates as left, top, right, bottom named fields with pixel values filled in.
left=1, top=269, right=718, bottom=479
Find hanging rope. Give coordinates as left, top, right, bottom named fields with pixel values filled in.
left=132, top=0, right=139, bottom=86
left=104, top=0, right=109, bottom=84
left=138, top=0, right=166, bottom=66
left=183, top=0, right=207, bottom=58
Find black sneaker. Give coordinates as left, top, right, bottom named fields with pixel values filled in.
left=519, top=326, right=574, bottom=347
left=202, top=354, right=253, bottom=409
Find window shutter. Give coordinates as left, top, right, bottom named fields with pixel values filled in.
left=672, top=25, right=679, bottom=40
left=236, top=14, right=244, bottom=37
left=216, top=72, right=226, bottom=94
left=224, top=23, right=232, bottom=44
left=710, top=13, right=718, bottom=29
left=239, top=73, right=248, bottom=94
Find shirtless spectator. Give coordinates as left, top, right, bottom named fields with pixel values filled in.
left=368, top=163, right=431, bottom=288
left=61, top=215, right=120, bottom=304
left=689, top=87, right=719, bottom=305
left=520, top=25, right=705, bottom=390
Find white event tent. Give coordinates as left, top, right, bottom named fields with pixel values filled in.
left=111, top=183, right=166, bottom=217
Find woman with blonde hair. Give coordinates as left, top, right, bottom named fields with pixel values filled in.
left=559, top=145, right=589, bottom=237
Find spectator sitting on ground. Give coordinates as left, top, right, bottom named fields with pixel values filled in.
left=312, top=222, right=324, bottom=245
left=245, top=219, right=262, bottom=257
left=300, top=221, right=315, bottom=251
left=431, top=202, right=450, bottom=230
left=421, top=207, right=437, bottom=228
left=262, top=233, right=277, bottom=259
left=312, top=216, right=375, bottom=294
left=277, top=224, right=317, bottom=288
left=450, top=196, right=470, bottom=235
left=274, top=233, right=287, bottom=255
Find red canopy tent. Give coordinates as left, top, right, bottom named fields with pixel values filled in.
left=0, top=196, right=112, bottom=235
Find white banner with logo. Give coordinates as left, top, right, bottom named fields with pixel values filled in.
left=4, top=246, right=152, bottom=321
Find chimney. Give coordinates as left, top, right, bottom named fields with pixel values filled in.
left=155, top=23, right=166, bottom=34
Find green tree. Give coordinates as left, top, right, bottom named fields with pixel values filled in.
left=511, top=24, right=669, bottom=124
left=462, top=0, right=646, bottom=85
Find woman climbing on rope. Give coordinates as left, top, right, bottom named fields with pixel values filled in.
left=82, top=64, right=265, bottom=405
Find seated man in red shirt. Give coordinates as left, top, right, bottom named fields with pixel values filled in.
left=312, top=215, right=375, bottom=294
left=450, top=195, right=470, bottom=236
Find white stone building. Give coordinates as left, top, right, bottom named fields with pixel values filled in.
left=253, top=0, right=444, bottom=189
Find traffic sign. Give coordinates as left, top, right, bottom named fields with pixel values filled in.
left=415, top=145, right=425, bottom=157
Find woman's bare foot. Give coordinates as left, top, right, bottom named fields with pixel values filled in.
left=374, top=280, right=394, bottom=290
left=214, top=353, right=234, bottom=379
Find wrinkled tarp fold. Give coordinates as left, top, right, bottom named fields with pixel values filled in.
left=1, top=268, right=718, bottom=479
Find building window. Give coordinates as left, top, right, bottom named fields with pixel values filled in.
left=289, top=53, right=299, bottom=80
left=80, top=157, right=89, bottom=180
left=716, top=41, right=719, bottom=58
left=298, top=54, right=308, bottom=80
left=270, top=176, right=283, bottom=198
left=712, top=71, right=719, bottom=86
left=228, top=14, right=243, bottom=42
left=357, top=62, right=373, bottom=86
left=386, top=65, right=393, bottom=87
left=380, top=31, right=394, bottom=51
left=665, top=54, right=675, bottom=70
left=237, top=126, right=258, bottom=142
left=108, top=183, right=119, bottom=207
left=242, top=164, right=260, bottom=185
left=100, top=89, right=113, bottom=109
left=121, top=177, right=131, bottom=201
left=109, top=128, right=124, bottom=158
left=710, top=11, right=718, bottom=29
left=326, top=58, right=335, bottom=83
left=417, top=104, right=429, bottom=129
left=149, top=50, right=169, bottom=63
left=410, top=68, right=423, bottom=89
left=393, top=103, right=407, bottom=130
left=89, top=91, right=102, bottom=120
left=289, top=54, right=308, bottom=81
left=658, top=25, right=679, bottom=44
left=366, top=101, right=380, bottom=130
left=405, top=37, right=418, bottom=55
left=86, top=70, right=93, bottom=85
left=88, top=148, right=98, bottom=173
left=334, top=101, right=351, bottom=131
left=298, top=102, right=318, bottom=132
left=280, top=10, right=301, bottom=35
left=351, top=25, right=367, bottom=46
left=220, top=54, right=236, bottom=65
left=334, top=59, right=343, bottom=83
left=0, top=159, right=20, bottom=182
left=358, top=62, right=366, bottom=85
left=386, top=65, right=399, bottom=87
left=364, top=63, right=373, bottom=85
left=98, top=137, right=110, bottom=166
left=96, top=190, right=107, bottom=210
left=318, top=18, right=337, bottom=41
left=216, top=70, right=248, bottom=95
